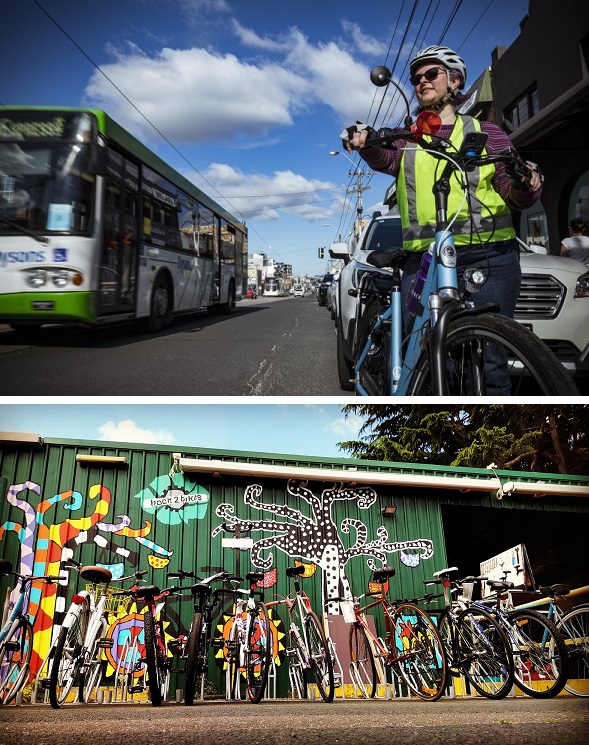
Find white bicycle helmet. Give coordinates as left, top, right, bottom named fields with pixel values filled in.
left=410, top=46, right=467, bottom=88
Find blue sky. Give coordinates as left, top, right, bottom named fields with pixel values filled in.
left=3, top=0, right=530, bottom=275
left=0, top=403, right=366, bottom=457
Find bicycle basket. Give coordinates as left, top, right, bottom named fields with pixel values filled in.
left=85, top=584, right=131, bottom=614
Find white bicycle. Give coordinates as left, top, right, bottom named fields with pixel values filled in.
left=49, top=560, right=146, bottom=708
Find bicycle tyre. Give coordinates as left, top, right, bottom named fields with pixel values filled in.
left=184, top=612, right=204, bottom=705
left=455, top=605, right=514, bottom=699
left=79, top=617, right=106, bottom=703
left=143, top=608, right=164, bottom=706
left=349, top=622, right=377, bottom=698
left=408, top=312, right=578, bottom=396
left=246, top=601, right=271, bottom=704
left=390, top=603, right=447, bottom=701
left=507, top=608, right=569, bottom=698
left=49, top=598, right=90, bottom=709
left=305, top=611, right=334, bottom=703
left=557, top=604, right=589, bottom=697
left=354, top=297, right=391, bottom=396
left=224, top=614, right=241, bottom=700
left=289, top=629, right=308, bottom=699
left=0, top=618, right=33, bottom=705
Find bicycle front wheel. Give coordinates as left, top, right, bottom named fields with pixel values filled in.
left=0, top=618, right=33, bottom=704
left=305, top=611, right=334, bottom=703
left=408, top=312, right=578, bottom=396
left=49, top=598, right=90, bottom=709
left=184, top=612, right=204, bottom=706
left=349, top=622, right=377, bottom=698
left=557, top=605, right=589, bottom=697
left=508, top=609, right=569, bottom=698
left=79, top=618, right=106, bottom=703
left=390, top=603, right=447, bottom=701
left=455, top=606, right=514, bottom=699
left=246, top=601, right=271, bottom=704
left=355, top=297, right=391, bottom=396
left=143, top=608, right=166, bottom=706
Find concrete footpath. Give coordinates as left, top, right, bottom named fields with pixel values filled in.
left=1, top=697, right=589, bottom=745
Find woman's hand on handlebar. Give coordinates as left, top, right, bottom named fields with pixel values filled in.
left=340, top=122, right=374, bottom=153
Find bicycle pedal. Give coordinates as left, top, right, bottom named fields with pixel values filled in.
left=39, top=677, right=51, bottom=690
left=97, top=638, right=114, bottom=649
left=128, top=685, right=145, bottom=694
left=4, top=641, right=20, bottom=652
left=211, top=639, right=225, bottom=650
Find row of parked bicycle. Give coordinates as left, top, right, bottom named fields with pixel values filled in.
left=1, top=556, right=588, bottom=708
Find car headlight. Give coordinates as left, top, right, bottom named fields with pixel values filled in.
left=574, top=270, right=589, bottom=298
left=26, top=269, right=47, bottom=288
left=52, top=269, right=69, bottom=287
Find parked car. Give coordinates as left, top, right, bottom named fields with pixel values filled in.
left=334, top=212, right=589, bottom=390
left=246, top=287, right=257, bottom=299
left=293, top=285, right=304, bottom=297
left=317, top=273, right=334, bottom=306
left=326, top=272, right=340, bottom=319
left=515, top=239, right=589, bottom=379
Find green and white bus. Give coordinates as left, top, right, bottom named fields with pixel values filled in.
left=0, top=106, right=248, bottom=333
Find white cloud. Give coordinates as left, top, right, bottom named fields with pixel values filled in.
left=341, top=20, right=388, bottom=57
left=327, top=413, right=365, bottom=439
left=98, top=419, right=176, bottom=445
left=188, top=163, right=343, bottom=222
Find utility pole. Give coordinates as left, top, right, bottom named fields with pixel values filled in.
left=348, top=167, right=371, bottom=238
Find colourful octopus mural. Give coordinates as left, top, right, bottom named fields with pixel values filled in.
left=0, top=472, right=208, bottom=676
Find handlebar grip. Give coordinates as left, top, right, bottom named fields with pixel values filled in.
left=424, top=579, right=441, bottom=586
left=135, top=570, right=148, bottom=578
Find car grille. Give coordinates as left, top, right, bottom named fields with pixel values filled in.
left=515, top=273, right=565, bottom=319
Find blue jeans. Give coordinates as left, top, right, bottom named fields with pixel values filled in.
left=401, top=239, right=521, bottom=394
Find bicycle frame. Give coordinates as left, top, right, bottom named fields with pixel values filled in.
left=354, top=166, right=470, bottom=396
left=1, top=570, right=57, bottom=703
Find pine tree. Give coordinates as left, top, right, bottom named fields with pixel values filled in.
left=338, top=404, right=589, bottom=475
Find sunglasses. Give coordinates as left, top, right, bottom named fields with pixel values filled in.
left=410, top=67, right=446, bottom=86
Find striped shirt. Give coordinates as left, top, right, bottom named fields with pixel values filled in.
left=359, top=119, right=541, bottom=212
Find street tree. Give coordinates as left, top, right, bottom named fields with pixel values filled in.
left=338, top=404, right=589, bottom=475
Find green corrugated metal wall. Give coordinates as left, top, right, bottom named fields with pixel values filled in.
left=1, top=436, right=587, bottom=699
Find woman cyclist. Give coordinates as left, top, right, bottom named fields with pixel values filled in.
left=342, top=46, right=544, bottom=394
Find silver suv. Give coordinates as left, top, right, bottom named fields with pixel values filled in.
left=333, top=212, right=589, bottom=391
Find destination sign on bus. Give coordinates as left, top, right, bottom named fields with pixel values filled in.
left=0, top=116, right=66, bottom=139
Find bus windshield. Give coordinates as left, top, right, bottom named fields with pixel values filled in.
left=0, top=111, right=97, bottom=237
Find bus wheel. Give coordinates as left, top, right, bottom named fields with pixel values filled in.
left=10, top=324, right=42, bottom=337
left=220, top=282, right=235, bottom=315
left=141, top=276, right=172, bottom=332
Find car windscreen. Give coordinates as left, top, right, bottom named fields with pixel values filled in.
left=365, top=219, right=403, bottom=251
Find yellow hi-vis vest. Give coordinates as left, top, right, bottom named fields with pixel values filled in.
left=396, top=115, right=516, bottom=252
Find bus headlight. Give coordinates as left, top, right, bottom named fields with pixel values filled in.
left=27, top=269, right=48, bottom=288
left=52, top=269, right=69, bottom=287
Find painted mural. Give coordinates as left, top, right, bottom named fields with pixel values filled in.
left=213, top=480, right=435, bottom=613
left=0, top=472, right=435, bottom=690
left=0, top=475, right=197, bottom=676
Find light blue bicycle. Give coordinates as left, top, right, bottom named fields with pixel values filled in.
left=0, top=559, right=60, bottom=704
left=351, top=66, right=578, bottom=396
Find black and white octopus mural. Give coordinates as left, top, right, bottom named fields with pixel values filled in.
left=212, top=479, right=434, bottom=614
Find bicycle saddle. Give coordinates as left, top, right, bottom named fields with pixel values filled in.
left=286, top=565, right=306, bottom=578
left=373, top=567, right=396, bottom=583
left=539, top=584, right=570, bottom=598
left=486, top=579, right=514, bottom=591
left=0, top=559, right=12, bottom=575
left=133, top=584, right=161, bottom=599
left=79, top=565, right=113, bottom=584
left=246, top=572, right=264, bottom=584
left=366, top=247, right=406, bottom=269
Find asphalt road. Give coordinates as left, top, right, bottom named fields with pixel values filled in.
left=0, top=295, right=350, bottom=397
left=1, top=697, right=588, bottom=745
